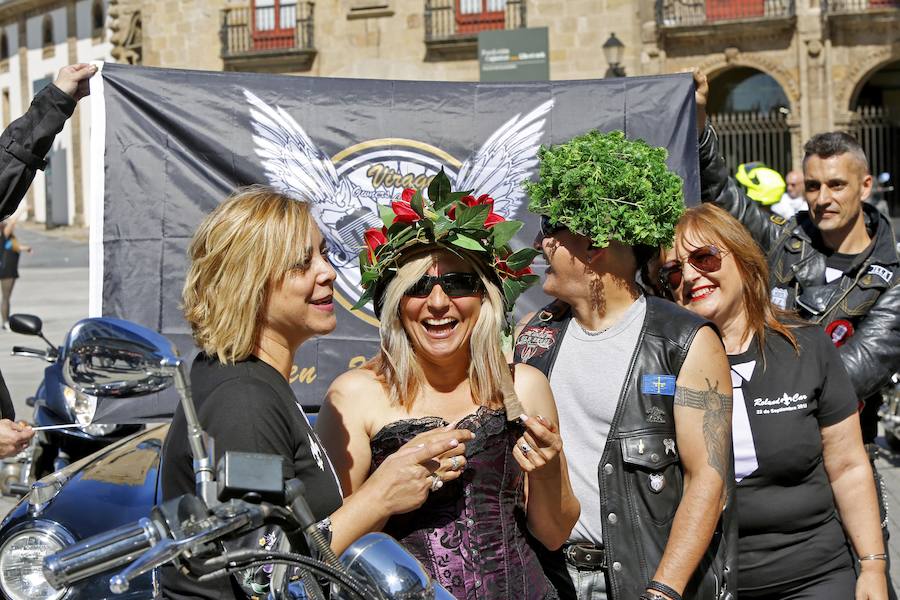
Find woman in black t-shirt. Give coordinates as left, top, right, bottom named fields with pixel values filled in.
left=161, top=186, right=468, bottom=599
left=658, top=204, right=887, bottom=600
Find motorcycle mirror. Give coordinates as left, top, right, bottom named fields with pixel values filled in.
left=8, top=314, right=43, bottom=336
left=61, top=317, right=216, bottom=506
left=63, top=318, right=178, bottom=398
left=338, top=533, right=456, bottom=600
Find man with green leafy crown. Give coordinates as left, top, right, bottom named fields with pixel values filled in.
left=514, top=130, right=736, bottom=600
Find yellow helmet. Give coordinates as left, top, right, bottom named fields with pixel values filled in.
left=735, top=162, right=786, bottom=207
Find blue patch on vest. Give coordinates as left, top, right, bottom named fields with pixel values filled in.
left=641, top=374, right=676, bottom=396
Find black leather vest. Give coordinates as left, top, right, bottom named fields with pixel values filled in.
left=514, top=296, right=736, bottom=600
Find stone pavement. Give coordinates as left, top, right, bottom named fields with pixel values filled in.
left=0, top=226, right=898, bottom=592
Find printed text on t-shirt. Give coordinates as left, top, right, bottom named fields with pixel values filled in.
left=753, top=392, right=809, bottom=415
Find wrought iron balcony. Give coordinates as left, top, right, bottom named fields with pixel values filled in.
left=220, top=2, right=316, bottom=72
left=823, top=0, right=900, bottom=15
left=424, top=0, right=526, bottom=60
left=656, top=0, right=795, bottom=28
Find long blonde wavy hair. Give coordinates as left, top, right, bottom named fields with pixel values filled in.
left=182, top=185, right=315, bottom=364
left=366, top=249, right=509, bottom=410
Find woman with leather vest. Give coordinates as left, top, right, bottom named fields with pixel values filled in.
left=316, top=175, right=580, bottom=600
left=660, top=203, right=887, bottom=600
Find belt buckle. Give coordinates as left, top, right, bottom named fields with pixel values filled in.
left=563, top=543, right=606, bottom=571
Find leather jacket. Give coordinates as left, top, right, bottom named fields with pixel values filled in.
left=0, top=82, right=75, bottom=421
left=514, top=296, right=736, bottom=600
left=698, top=123, right=900, bottom=436
left=0, top=82, right=76, bottom=220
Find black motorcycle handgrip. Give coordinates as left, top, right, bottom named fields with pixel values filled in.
left=43, top=517, right=165, bottom=590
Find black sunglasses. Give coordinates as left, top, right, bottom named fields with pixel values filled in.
left=658, top=245, right=728, bottom=291
left=540, top=215, right=566, bottom=237
left=404, top=272, right=484, bottom=298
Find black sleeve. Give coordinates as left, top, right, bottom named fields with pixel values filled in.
left=809, top=328, right=859, bottom=427
left=698, top=123, right=785, bottom=253
left=0, top=83, right=76, bottom=220
left=0, top=371, right=14, bottom=420
left=198, top=378, right=295, bottom=477
left=837, top=276, right=900, bottom=401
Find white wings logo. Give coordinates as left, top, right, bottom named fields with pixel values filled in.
left=244, top=89, right=553, bottom=324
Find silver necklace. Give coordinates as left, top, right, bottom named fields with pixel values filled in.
left=575, top=319, right=610, bottom=337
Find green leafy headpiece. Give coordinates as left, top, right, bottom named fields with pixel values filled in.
left=524, top=130, right=685, bottom=248
left=356, top=169, right=540, bottom=321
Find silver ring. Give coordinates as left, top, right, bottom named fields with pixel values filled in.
left=450, top=456, right=462, bottom=471
left=520, top=442, right=532, bottom=455
left=430, top=474, right=443, bottom=492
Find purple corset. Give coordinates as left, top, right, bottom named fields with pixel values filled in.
left=369, top=406, right=557, bottom=600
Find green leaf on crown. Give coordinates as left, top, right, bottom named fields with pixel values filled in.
left=455, top=203, right=490, bottom=230
left=434, top=190, right=475, bottom=211
left=449, top=233, right=488, bottom=252
left=378, top=204, right=396, bottom=229
left=505, top=247, right=541, bottom=271
left=434, top=215, right=454, bottom=237
left=411, top=190, right=426, bottom=217
left=502, top=277, right=526, bottom=308
left=351, top=288, right=374, bottom=311
left=490, top=220, right=522, bottom=249
left=428, top=168, right=451, bottom=206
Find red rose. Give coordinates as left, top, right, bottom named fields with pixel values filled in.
left=496, top=261, right=533, bottom=278
left=449, top=193, right=505, bottom=227
left=364, top=227, right=388, bottom=263
left=392, top=189, right=422, bottom=224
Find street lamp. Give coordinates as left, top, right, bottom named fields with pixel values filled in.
left=603, top=32, right=626, bottom=78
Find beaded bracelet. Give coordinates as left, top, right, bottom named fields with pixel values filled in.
left=859, top=553, right=888, bottom=562
left=648, top=580, right=683, bottom=600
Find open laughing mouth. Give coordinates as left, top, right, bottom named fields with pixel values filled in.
left=688, top=285, right=716, bottom=303
left=422, top=317, right=459, bottom=338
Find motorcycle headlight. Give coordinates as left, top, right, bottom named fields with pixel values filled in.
left=81, top=423, right=118, bottom=437
left=0, top=527, right=71, bottom=600
left=61, top=384, right=98, bottom=426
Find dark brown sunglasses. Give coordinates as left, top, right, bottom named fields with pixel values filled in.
left=658, top=245, right=727, bottom=291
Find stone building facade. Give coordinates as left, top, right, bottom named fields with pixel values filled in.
left=3, top=0, right=898, bottom=224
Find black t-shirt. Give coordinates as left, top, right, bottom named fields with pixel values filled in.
left=160, top=354, right=343, bottom=599
left=729, top=324, right=858, bottom=592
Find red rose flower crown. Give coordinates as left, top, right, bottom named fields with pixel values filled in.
left=355, top=168, right=540, bottom=319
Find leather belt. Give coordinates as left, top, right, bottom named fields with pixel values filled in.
left=562, top=542, right=607, bottom=571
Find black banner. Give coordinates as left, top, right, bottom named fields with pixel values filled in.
left=91, top=63, right=698, bottom=419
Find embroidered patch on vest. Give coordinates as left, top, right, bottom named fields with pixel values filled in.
left=825, top=319, right=854, bottom=347
left=641, top=374, right=676, bottom=396
left=769, top=214, right=786, bottom=225
left=646, top=406, right=667, bottom=424
left=771, top=287, right=788, bottom=309
left=867, top=264, right=893, bottom=284
left=515, top=325, right=558, bottom=362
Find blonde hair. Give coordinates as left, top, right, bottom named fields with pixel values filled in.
left=182, top=185, right=315, bottom=364
left=367, top=250, right=509, bottom=410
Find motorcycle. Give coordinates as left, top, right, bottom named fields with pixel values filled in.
left=40, top=317, right=453, bottom=599
left=0, top=313, right=141, bottom=496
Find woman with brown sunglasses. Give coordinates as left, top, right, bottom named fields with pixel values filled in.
left=660, top=203, right=887, bottom=600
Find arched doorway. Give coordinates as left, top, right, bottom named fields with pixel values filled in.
left=707, top=66, right=793, bottom=178
left=851, top=59, right=900, bottom=216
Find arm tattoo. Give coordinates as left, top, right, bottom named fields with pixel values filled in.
left=674, top=378, right=732, bottom=482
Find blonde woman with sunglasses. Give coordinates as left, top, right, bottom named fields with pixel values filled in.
left=661, top=203, right=887, bottom=600
left=316, top=182, right=579, bottom=600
